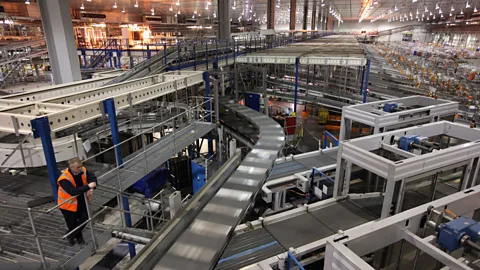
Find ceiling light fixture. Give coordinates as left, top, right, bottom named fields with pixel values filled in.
left=122, top=7, right=125, bottom=13
left=176, top=0, right=180, bottom=6
left=466, top=2, right=471, bottom=8
left=87, top=0, right=91, bottom=2
left=113, top=1, right=117, bottom=8
left=461, top=8, right=464, bottom=14
left=395, top=5, right=398, bottom=11
left=80, top=3, right=85, bottom=9
left=134, top=0, right=138, bottom=8
left=474, top=6, right=478, bottom=12
left=25, top=0, right=30, bottom=4
left=169, top=5, right=173, bottom=11
left=449, top=12, right=452, bottom=16
left=151, top=8, right=155, bottom=15
left=436, top=3, right=439, bottom=9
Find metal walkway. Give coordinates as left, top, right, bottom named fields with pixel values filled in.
left=91, top=121, right=215, bottom=208
left=0, top=173, right=112, bottom=270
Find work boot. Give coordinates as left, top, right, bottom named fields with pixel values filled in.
left=66, top=237, right=75, bottom=246
left=76, top=236, right=85, bottom=245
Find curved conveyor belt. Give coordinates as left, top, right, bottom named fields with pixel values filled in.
left=150, top=103, right=285, bottom=269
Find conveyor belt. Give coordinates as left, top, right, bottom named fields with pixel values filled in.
left=148, top=103, right=285, bottom=270
left=214, top=228, right=285, bottom=270
left=216, top=200, right=378, bottom=268
left=268, top=151, right=337, bottom=180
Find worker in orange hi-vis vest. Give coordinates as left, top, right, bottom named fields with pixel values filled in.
left=57, top=157, right=97, bottom=246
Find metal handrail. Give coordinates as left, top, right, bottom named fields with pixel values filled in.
left=88, top=109, right=213, bottom=183
left=83, top=98, right=212, bottom=165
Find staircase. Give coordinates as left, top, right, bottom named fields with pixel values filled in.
left=86, top=39, right=117, bottom=69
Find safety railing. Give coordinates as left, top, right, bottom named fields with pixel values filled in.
left=81, top=97, right=213, bottom=174
left=322, top=130, right=339, bottom=149
left=0, top=101, right=214, bottom=267
left=0, top=186, right=168, bottom=269
left=309, top=167, right=335, bottom=203
left=286, top=251, right=306, bottom=270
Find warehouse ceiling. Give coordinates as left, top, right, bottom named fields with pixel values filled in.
left=67, top=0, right=478, bottom=23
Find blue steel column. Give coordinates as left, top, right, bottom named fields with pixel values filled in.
left=82, top=50, right=87, bottom=69
left=233, top=39, right=236, bottom=65
left=117, top=51, right=122, bottom=68
left=359, top=65, right=365, bottom=95
left=205, top=42, right=209, bottom=71
left=102, top=98, right=136, bottom=258
left=164, top=43, right=168, bottom=66
left=294, top=57, right=300, bottom=113
left=129, top=52, right=134, bottom=69
left=363, top=59, right=371, bottom=103
left=193, top=43, right=197, bottom=71
left=31, top=117, right=59, bottom=201
left=203, top=72, right=214, bottom=158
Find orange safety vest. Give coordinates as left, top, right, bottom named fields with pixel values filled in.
left=57, top=167, right=90, bottom=212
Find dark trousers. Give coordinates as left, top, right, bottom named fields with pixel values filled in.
left=60, top=209, right=88, bottom=240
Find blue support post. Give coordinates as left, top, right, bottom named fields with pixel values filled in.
left=233, top=38, right=236, bottom=65
left=109, top=53, right=113, bottom=68
left=103, top=99, right=123, bottom=166
left=203, top=72, right=214, bottom=158
left=122, top=195, right=136, bottom=258
left=31, top=117, right=59, bottom=202
left=359, top=66, right=365, bottom=95
left=164, top=43, right=168, bottom=66
left=193, top=43, right=197, bottom=71
left=205, top=42, right=209, bottom=71
left=102, top=98, right=135, bottom=258
left=82, top=50, right=87, bottom=69
left=363, top=59, right=371, bottom=103
left=147, top=45, right=151, bottom=59
left=215, top=39, right=219, bottom=65
left=177, top=42, right=181, bottom=70
left=117, top=51, right=122, bottom=68
left=225, top=40, right=229, bottom=66
left=294, top=57, right=300, bottom=113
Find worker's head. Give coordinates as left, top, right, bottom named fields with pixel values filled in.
left=68, top=157, right=83, bottom=174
